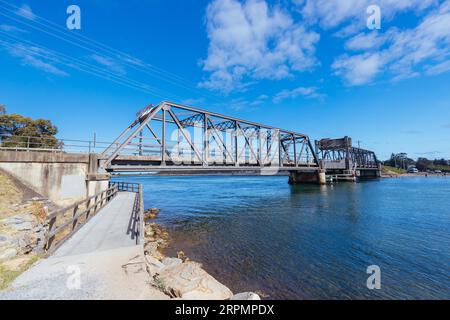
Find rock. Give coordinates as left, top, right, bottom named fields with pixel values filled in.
left=156, top=261, right=233, bottom=300
left=231, top=292, right=261, bottom=300
left=13, top=221, right=34, bottom=231
left=145, top=255, right=165, bottom=269
left=145, top=254, right=165, bottom=276
left=2, top=214, right=37, bottom=231
left=161, top=257, right=182, bottom=268
left=177, top=251, right=187, bottom=262
left=144, top=242, right=159, bottom=255
left=144, top=208, right=160, bottom=220
left=0, top=235, right=9, bottom=243
left=0, top=248, right=17, bottom=260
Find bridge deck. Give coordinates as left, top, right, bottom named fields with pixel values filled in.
left=0, top=192, right=168, bottom=300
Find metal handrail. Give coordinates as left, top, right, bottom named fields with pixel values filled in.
left=0, top=134, right=118, bottom=154
left=109, top=181, right=144, bottom=244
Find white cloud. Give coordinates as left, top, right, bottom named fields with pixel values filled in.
left=181, top=97, right=206, bottom=106
left=333, top=1, right=450, bottom=85
left=199, top=0, right=319, bottom=93
left=344, top=31, right=394, bottom=51
left=298, top=0, right=437, bottom=32
left=426, top=60, right=450, bottom=75
left=16, top=4, right=36, bottom=20
left=90, top=54, right=126, bottom=75
left=273, top=86, right=322, bottom=103
left=0, top=40, right=68, bottom=76
left=250, top=94, right=269, bottom=106
left=332, top=53, right=383, bottom=85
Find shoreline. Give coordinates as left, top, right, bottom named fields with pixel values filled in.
left=381, top=173, right=449, bottom=178
left=142, top=210, right=260, bottom=300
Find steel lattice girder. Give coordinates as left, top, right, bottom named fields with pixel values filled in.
left=101, top=101, right=320, bottom=170
left=315, top=139, right=378, bottom=168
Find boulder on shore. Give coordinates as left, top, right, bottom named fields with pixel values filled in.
left=161, top=257, right=182, bottom=268
left=155, top=261, right=233, bottom=300
left=144, top=208, right=160, bottom=220
left=231, top=292, right=261, bottom=300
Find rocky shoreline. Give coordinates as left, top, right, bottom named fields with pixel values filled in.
left=142, top=208, right=260, bottom=300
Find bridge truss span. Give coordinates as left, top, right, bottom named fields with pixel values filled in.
left=101, top=101, right=320, bottom=173
left=315, top=136, right=379, bottom=171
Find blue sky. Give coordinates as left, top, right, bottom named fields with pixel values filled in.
left=0, top=0, right=449, bottom=160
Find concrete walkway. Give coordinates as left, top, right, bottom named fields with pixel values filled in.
left=54, top=192, right=138, bottom=257
left=0, top=192, right=168, bottom=300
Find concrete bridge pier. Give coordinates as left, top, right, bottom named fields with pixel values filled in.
left=288, top=170, right=326, bottom=185
left=357, top=168, right=381, bottom=179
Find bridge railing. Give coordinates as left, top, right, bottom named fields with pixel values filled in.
left=0, top=134, right=116, bottom=154
left=44, top=184, right=119, bottom=254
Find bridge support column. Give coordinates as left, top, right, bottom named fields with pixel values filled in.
left=288, top=170, right=325, bottom=185
left=86, top=154, right=110, bottom=197
left=319, top=170, right=326, bottom=185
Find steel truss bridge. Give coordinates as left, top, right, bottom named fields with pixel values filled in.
left=99, top=101, right=380, bottom=178
left=100, top=101, right=320, bottom=174
left=315, top=137, right=379, bottom=172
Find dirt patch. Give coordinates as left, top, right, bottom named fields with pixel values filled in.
left=0, top=254, right=40, bottom=290
left=0, top=171, right=22, bottom=215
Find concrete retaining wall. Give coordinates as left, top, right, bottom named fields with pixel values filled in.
left=0, top=151, right=109, bottom=204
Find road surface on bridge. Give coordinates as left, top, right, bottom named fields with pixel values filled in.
left=0, top=192, right=168, bottom=300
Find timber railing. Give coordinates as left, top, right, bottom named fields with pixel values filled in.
left=44, top=184, right=119, bottom=254
left=44, top=181, right=145, bottom=254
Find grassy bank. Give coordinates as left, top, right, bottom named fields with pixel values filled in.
left=428, top=165, right=450, bottom=172
left=0, top=254, right=40, bottom=290
left=0, top=171, right=43, bottom=290
left=382, top=165, right=407, bottom=175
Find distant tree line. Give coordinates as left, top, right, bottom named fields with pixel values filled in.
left=0, top=105, right=60, bottom=149
left=384, top=153, right=450, bottom=172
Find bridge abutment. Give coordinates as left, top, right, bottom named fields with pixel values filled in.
left=0, top=150, right=110, bottom=204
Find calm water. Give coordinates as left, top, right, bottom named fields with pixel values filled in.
left=117, top=175, right=450, bottom=299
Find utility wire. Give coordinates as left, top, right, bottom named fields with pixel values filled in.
left=0, top=31, right=184, bottom=100
left=0, top=0, right=221, bottom=103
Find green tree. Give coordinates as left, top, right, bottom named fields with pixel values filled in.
left=0, top=112, right=60, bottom=149
left=416, top=157, right=431, bottom=172
left=0, top=104, right=5, bottom=115
left=384, top=153, right=415, bottom=169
